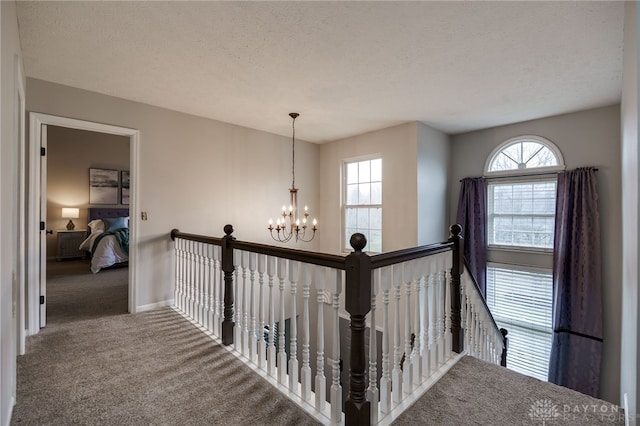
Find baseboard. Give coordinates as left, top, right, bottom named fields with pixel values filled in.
left=3, top=395, right=16, bottom=426
left=136, top=300, right=173, bottom=312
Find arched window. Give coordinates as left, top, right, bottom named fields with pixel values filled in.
left=483, top=135, right=564, bottom=382
left=485, top=135, right=564, bottom=175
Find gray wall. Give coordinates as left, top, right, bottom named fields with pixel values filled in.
left=27, top=78, right=320, bottom=311
left=449, top=105, right=622, bottom=404
left=417, top=121, right=450, bottom=244
left=1, top=1, right=26, bottom=423
left=46, top=126, right=130, bottom=258
left=620, top=0, right=639, bottom=419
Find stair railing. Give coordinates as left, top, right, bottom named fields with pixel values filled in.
left=170, top=224, right=506, bottom=425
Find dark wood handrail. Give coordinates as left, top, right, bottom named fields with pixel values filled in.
left=232, top=240, right=346, bottom=270
left=172, top=228, right=456, bottom=271
left=370, top=241, right=454, bottom=269
left=171, top=229, right=223, bottom=246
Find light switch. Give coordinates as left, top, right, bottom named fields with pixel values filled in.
left=141, top=211, right=148, bottom=221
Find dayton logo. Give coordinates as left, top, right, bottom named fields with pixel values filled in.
left=529, top=399, right=560, bottom=425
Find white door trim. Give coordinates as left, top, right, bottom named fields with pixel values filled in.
left=27, top=113, right=140, bottom=334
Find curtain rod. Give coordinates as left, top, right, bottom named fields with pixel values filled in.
left=459, top=168, right=599, bottom=182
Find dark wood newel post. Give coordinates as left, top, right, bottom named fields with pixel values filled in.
left=345, top=233, right=372, bottom=426
left=500, top=328, right=508, bottom=367
left=221, top=224, right=235, bottom=346
left=449, top=224, right=465, bottom=354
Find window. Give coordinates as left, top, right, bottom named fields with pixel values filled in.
left=484, top=136, right=563, bottom=381
left=486, top=265, right=553, bottom=381
left=486, top=135, right=563, bottom=175
left=488, top=180, right=556, bottom=249
left=343, top=157, right=382, bottom=252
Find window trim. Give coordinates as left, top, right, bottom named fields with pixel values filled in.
left=341, top=155, right=383, bottom=253
left=484, top=135, right=565, bottom=177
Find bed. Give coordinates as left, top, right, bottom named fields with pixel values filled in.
left=79, top=207, right=130, bottom=273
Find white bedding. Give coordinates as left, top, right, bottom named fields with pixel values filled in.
left=79, top=230, right=128, bottom=274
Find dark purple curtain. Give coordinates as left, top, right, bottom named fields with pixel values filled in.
left=456, top=177, right=487, bottom=296
left=548, top=167, right=602, bottom=397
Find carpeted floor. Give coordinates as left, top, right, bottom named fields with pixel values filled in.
left=397, top=356, right=624, bottom=425
left=13, top=260, right=623, bottom=425
left=12, top=260, right=319, bottom=425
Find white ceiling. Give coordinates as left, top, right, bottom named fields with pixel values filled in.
left=16, top=1, right=625, bottom=143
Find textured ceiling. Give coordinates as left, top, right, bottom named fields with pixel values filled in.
left=16, top=1, right=624, bottom=143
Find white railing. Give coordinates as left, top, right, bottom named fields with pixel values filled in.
left=461, top=269, right=506, bottom=366
left=170, top=226, right=506, bottom=425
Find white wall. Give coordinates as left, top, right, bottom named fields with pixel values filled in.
left=621, top=0, right=639, bottom=420
left=26, top=78, right=320, bottom=309
left=417, top=121, right=450, bottom=244
left=449, top=105, right=622, bottom=404
left=1, top=2, right=25, bottom=425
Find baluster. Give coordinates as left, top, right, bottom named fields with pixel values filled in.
left=192, top=240, right=198, bottom=319
left=241, top=251, right=250, bottom=358
left=437, top=267, right=446, bottom=366
left=258, top=254, right=267, bottom=369
left=249, top=252, right=258, bottom=364
left=277, top=258, right=288, bottom=385
left=300, top=264, right=312, bottom=401
left=421, top=259, right=432, bottom=378
left=392, top=264, right=403, bottom=404
left=444, top=254, right=453, bottom=360
left=197, top=242, right=204, bottom=325
left=329, top=269, right=343, bottom=424
left=379, top=266, right=392, bottom=414
left=368, top=268, right=379, bottom=425
left=175, top=238, right=183, bottom=311
left=402, top=262, right=413, bottom=394
left=412, top=260, right=422, bottom=386
left=267, top=256, right=277, bottom=377
left=203, top=244, right=211, bottom=331
left=234, top=250, right=243, bottom=352
left=288, top=260, right=299, bottom=392
left=314, top=266, right=327, bottom=412
left=213, top=245, right=221, bottom=337
left=187, top=240, right=194, bottom=318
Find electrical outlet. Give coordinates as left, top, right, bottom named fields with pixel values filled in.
left=141, top=212, right=148, bottom=221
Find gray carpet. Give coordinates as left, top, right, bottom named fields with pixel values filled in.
left=12, top=260, right=319, bottom=425
left=396, top=355, right=624, bottom=425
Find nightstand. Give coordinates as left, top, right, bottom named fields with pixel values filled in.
left=56, top=229, right=87, bottom=260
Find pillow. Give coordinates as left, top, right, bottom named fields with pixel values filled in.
left=88, top=219, right=105, bottom=233
left=103, top=217, right=128, bottom=232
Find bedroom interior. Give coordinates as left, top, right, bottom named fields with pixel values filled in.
left=1, top=1, right=638, bottom=426
left=45, top=125, right=131, bottom=322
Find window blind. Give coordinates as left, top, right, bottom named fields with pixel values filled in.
left=486, top=265, right=553, bottom=381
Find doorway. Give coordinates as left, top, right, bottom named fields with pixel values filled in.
left=27, top=113, right=139, bottom=335
left=46, top=126, right=130, bottom=324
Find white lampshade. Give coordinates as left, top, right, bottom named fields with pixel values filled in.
left=61, top=207, right=79, bottom=219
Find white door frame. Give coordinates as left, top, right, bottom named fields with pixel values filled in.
left=27, top=113, right=140, bottom=334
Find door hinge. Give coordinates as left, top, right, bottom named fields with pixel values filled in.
left=40, top=147, right=46, bottom=156
left=40, top=296, right=45, bottom=305
left=40, top=221, right=45, bottom=231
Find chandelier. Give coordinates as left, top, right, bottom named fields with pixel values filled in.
left=268, top=113, right=317, bottom=243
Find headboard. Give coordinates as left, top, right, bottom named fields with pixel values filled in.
left=87, top=207, right=130, bottom=223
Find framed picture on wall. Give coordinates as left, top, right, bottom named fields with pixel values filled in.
left=89, top=168, right=119, bottom=204
left=121, top=170, right=130, bottom=205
